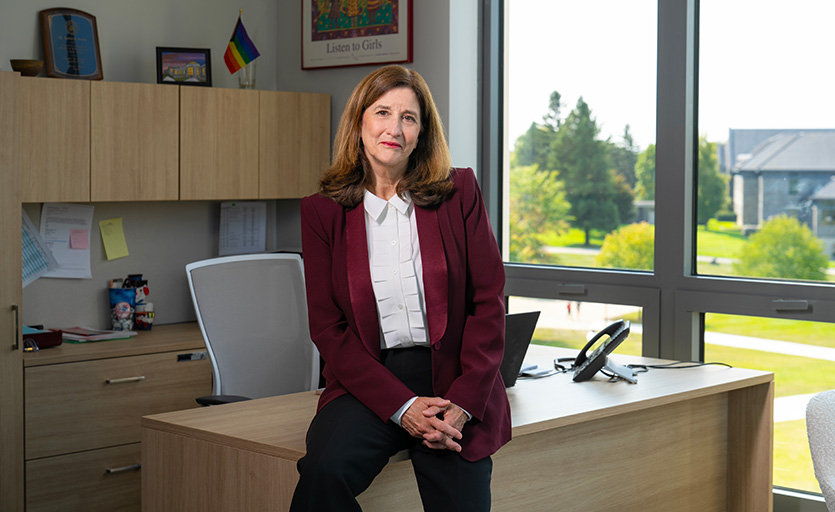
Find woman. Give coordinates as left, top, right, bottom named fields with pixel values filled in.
left=291, top=64, right=510, bottom=511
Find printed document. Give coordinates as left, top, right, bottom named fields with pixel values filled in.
left=40, top=203, right=94, bottom=279
left=219, top=201, right=267, bottom=256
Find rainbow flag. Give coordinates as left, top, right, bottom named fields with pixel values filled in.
left=224, top=15, right=260, bottom=74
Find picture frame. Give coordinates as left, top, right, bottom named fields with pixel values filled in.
left=40, top=8, right=103, bottom=80
left=301, top=0, right=412, bottom=70
left=156, top=47, right=212, bottom=87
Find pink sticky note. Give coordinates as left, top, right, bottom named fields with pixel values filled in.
left=70, top=229, right=89, bottom=249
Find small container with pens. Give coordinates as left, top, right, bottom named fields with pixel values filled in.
left=109, top=274, right=153, bottom=331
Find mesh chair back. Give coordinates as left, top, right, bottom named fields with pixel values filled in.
left=186, top=254, right=319, bottom=398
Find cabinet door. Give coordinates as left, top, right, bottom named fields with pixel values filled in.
left=20, top=77, right=90, bottom=202
left=25, top=351, right=211, bottom=459
left=180, top=87, right=259, bottom=200
left=0, top=71, right=24, bottom=512
left=91, top=81, right=179, bottom=201
left=259, top=91, right=330, bottom=198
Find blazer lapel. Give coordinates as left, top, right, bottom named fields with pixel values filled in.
left=345, top=205, right=381, bottom=356
left=416, top=206, right=448, bottom=345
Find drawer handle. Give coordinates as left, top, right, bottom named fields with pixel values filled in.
left=12, top=305, right=19, bottom=351
left=106, top=463, right=141, bottom=474
left=105, top=376, right=146, bottom=385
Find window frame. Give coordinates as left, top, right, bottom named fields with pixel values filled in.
left=484, top=0, right=835, bottom=506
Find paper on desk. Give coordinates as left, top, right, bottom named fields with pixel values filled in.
left=219, top=201, right=267, bottom=256
left=22, top=209, right=59, bottom=287
left=99, top=218, right=129, bottom=260
left=40, top=203, right=94, bottom=279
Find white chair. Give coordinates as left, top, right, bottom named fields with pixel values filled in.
left=186, top=253, right=319, bottom=405
left=807, top=389, right=835, bottom=511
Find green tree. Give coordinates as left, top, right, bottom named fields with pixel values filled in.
left=549, top=97, right=619, bottom=245
left=611, top=171, right=635, bottom=224
left=697, top=136, right=728, bottom=224
left=635, top=144, right=655, bottom=200
left=542, top=91, right=562, bottom=130
left=509, top=164, right=572, bottom=263
left=595, top=222, right=655, bottom=270
left=512, top=91, right=562, bottom=170
left=607, top=125, right=638, bottom=188
left=733, top=215, right=829, bottom=281
left=512, top=122, right=556, bottom=170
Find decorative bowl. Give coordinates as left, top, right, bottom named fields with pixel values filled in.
left=10, top=59, right=43, bottom=77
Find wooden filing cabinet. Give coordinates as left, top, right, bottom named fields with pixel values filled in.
left=23, top=323, right=211, bottom=512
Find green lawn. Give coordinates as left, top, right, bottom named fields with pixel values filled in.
left=775, top=419, right=820, bottom=493
left=697, top=221, right=748, bottom=257
left=538, top=224, right=835, bottom=280
left=706, top=313, right=835, bottom=348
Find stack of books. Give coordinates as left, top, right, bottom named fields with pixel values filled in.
left=53, top=327, right=138, bottom=343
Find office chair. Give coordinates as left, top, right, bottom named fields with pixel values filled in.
left=186, top=253, right=319, bottom=406
left=807, top=389, right=835, bottom=511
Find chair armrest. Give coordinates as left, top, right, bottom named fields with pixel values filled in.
left=196, top=395, right=252, bottom=407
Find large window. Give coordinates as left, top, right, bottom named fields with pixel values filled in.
left=697, top=0, right=835, bottom=283
left=703, top=313, right=835, bottom=493
left=505, top=0, right=657, bottom=271
left=494, top=0, right=835, bottom=508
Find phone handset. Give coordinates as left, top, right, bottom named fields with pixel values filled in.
left=573, top=320, right=632, bottom=382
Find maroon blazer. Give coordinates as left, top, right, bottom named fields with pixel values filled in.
left=300, top=167, right=511, bottom=462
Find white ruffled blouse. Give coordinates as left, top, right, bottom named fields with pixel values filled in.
left=363, top=189, right=429, bottom=350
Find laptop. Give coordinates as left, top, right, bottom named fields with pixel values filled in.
left=499, top=311, right=541, bottom=387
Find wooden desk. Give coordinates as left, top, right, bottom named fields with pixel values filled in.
left=141, top=345, right=773, bottom=512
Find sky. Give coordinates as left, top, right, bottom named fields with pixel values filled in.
left=507, top=0, right=835, bottom=152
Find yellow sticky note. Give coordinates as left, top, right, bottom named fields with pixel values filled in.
left=99, top=218, right=129, bottom=260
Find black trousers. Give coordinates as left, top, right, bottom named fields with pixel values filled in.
left=289, top=347, right=492, bottom=511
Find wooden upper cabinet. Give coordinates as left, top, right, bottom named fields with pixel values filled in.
left=179, top=87, right=259, bottom=200
left=259, top=91, right=330, bottom=199
left=90, top=82, right=179, bottom=201
left=20, top=77, right=90, bottom=203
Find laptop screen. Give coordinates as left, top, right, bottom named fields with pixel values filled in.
left=499, top=311, right=541, bottom=387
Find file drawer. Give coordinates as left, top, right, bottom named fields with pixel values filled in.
left=26, top=443, right=141, bottom=512
left=25, top=350, right=211, bottom=459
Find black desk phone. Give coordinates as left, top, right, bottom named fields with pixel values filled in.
left=573, top=320, right=632, bottom=382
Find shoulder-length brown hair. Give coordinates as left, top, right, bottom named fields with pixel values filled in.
left=319, top=65, right=453, bottom=208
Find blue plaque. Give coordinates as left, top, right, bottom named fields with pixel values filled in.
left=40, top=8, right=103, bottom=80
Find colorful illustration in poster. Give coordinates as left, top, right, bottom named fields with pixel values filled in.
left=312, top=0, right=397, bottom=40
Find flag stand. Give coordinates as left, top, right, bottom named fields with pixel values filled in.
left=237, top=60, right=255, bottom=89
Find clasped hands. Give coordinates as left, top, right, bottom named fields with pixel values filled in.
left=400, top=397, right=468, bottom=452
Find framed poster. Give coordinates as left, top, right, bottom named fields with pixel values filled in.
left=40, top=8, right=103, bottom=80
left=156, top=47, right=212, bottom=87
left=302, top=0, right=412, bottom=70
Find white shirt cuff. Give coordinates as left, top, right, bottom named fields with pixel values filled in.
left=391, top=396, right=418, bottom=426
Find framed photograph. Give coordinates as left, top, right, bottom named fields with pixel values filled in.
left=40, top=8, right=103, bottom=80
left=156, top=47, right=212, bottom=87
left=301, top=0, right=412, bottom=70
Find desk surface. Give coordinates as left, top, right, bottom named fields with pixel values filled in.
left=23, top=322, right=205, bottom=367
left=142, top=344, right=773, bottom=460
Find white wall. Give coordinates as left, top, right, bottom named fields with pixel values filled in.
left=0, top=0, right=478, bottom=160
left=6, top=0, right=481, bottom=328
left=0, top=0, right=279, bottom=90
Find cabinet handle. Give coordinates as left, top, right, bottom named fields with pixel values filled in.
left=106, top=464, right=141, bottom=474
left=105, top=376, right=146, bottom=384
left=11, top=305, right=19, bottom=351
